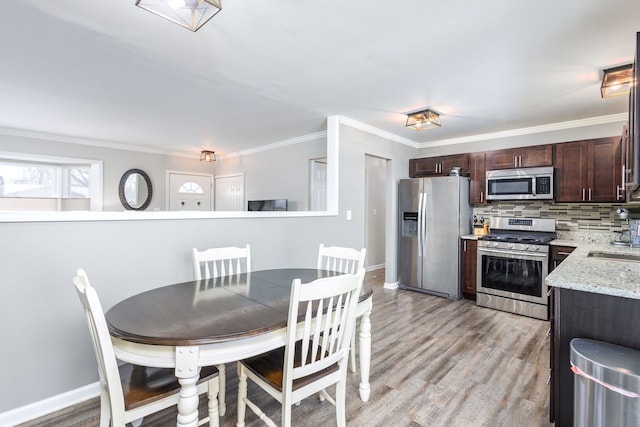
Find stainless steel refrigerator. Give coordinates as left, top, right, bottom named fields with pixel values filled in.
left=397, top=176, right=472, bottom=299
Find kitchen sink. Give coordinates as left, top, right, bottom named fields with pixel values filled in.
left=587, top=251, right=640, bottom=262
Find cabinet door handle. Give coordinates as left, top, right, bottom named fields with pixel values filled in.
left=480, top=191, right=484, bottom=203
left=557, top=251, right=572, bottom=256
left=547, top=375, right=552, bottom=385
left=617, top=185, right=623, bottom=200
left=582, top=188, right=586, bottom=201
left=588, top=188, right=592, bottom=201
left=464, top=240, right=467, bottom=251
left=547, top=328, right=551, bottom=336
left=514, top=156, right=518, bottom=168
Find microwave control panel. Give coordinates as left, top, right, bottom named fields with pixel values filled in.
left=536, top=176, right=552, bottom=194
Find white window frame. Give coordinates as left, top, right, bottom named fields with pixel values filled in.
left=0, top=152, right=103, bottom=211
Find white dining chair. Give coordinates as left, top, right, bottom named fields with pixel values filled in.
left=73, top=269, right=220, bottom=427
left=193, top=244, right=251, bottom=280
left=317, top=244, right=366, bottom=372
left=192, top=244, right=251, bottom=416
left=317, top=244, right=366, bottom=275
left=236, top=268, right=365, bottom=427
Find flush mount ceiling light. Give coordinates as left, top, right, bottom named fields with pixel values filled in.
left=405, top=109, right=442, bottom=131
left=601, top=64, right=633, bottom=98
left=200, top=150, right=216, bottom=162
left=136, top=0, right=222, bottom=32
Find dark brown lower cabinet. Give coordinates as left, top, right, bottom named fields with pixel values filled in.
left=551, top=288, right=640, bottom=426
left=460, top=238, right=477, bottom=299
left=549, top=245, right=575, bottom=273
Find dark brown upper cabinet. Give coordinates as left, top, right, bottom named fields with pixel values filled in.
left=409, top=153, right=469, bottom=177
left=555, top=136, right=623, bottom=203
left=468, top=152, right=486, bottom=205
left=486, top=145, right=553, bottom=170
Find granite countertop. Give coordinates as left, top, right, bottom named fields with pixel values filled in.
left=546, top=239, right=640, bottom=300
left=461, top=234, right=479, bottom=240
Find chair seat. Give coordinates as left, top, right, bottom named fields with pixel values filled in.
left=241, top=341, right=338, bottom=392
left=120, top=364, right=219, bottom=411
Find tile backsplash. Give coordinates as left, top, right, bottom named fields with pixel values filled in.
left=474, top=201, right=631, bottom=243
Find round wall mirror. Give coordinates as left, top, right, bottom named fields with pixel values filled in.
left=118, top=169, right=152, bottom=210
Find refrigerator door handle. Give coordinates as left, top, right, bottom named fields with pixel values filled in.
left=420, top=192, right=427, bottom=257
left=417, top=192, right=424, bottom=256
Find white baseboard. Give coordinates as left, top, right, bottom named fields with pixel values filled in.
left=0, top=382, right=100, bottom=426
left=383, top=281, right=399, bottom=290
left=366, top=263, right=385, bottom=271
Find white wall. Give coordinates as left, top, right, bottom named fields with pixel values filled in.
left=214, top=137, right=326, bottom=211
left=365, top=155, right=387, bottom=268
left=0, top=132, right=326, bottom=212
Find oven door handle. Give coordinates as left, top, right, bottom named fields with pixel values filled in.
left=478, top=248, right=549, bottom=258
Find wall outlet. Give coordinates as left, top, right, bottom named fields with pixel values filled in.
left=346, top=210, right=352, bottom=220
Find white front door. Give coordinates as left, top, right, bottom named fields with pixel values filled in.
left=168, top=172, right=213, bottom=211
left=215, top=174, right=244, bottom=211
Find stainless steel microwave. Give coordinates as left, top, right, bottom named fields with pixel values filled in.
left=486, top=167, right=554, bottom=200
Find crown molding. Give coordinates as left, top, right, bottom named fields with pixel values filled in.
left=224, top=131, right=328, bottom=158
left=0, top=126, right=195, bottom=158
left=418, top=113, right=628, bottom=148
left=0, top=126, right=327, bottom=159
left=0, top=112, right=628, bottom=159
left=336, top=113, right=628, bottom=149
left=337, top=116, right=420, bottom=148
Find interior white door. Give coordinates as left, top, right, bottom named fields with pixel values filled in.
left=168, top=172, right=213, bottom=211
left=215, top=174, right=244, bottom=211
left=309, top=158, right=327, bottom=211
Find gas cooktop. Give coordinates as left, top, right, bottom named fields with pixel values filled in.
left=479, top=232, right=555, bottom=245
left=478, top=217, right=557, bottom=245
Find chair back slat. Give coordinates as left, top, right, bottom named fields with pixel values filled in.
left=284, top=269, right=364, bottom=383
left=317, top=244, right=366, bottom=274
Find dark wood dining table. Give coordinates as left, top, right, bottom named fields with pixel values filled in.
left=105, top=268, right=374, bottom=427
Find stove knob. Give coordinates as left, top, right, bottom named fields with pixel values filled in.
left=492, top=242, right=499, bottom=248
left=508, top=244, right=515, bottom=250
left=533, top=246, right=540, bottom=251
left=523, top=245, right=529, bottom=250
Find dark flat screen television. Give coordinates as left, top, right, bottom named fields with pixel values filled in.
left=247, top=199, right=288, bottom=211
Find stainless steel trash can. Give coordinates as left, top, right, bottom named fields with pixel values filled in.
left=570, top=338, right=640, bottom=427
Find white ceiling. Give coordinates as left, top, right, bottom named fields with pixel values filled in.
left=1, top=0, right=638, bottom=157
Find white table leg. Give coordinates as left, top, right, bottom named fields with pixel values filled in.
left=177, top=374, right=200, bottom=427
left=176, top=346, right=201, bottom=427
left=358, top=304, right=372, bottom=402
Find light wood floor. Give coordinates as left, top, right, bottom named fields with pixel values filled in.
left=21, top=269, right=551, bottom=427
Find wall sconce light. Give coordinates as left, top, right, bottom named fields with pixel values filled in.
left=200, top=150, right=216, bottom=162
left=406, top=109, right=442, bottom=131
left=136, top=0, right=222, bottom=32
left=601, top=64, right=633, bottom=98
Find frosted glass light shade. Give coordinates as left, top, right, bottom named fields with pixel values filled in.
left=406, top=109, right=441, bottom=131
left=601, top=64, right=632, bottom=98
left=136, top=0, right=222, bottom=32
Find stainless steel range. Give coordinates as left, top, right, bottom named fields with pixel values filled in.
left=476, top=217, right=556, bottom=320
